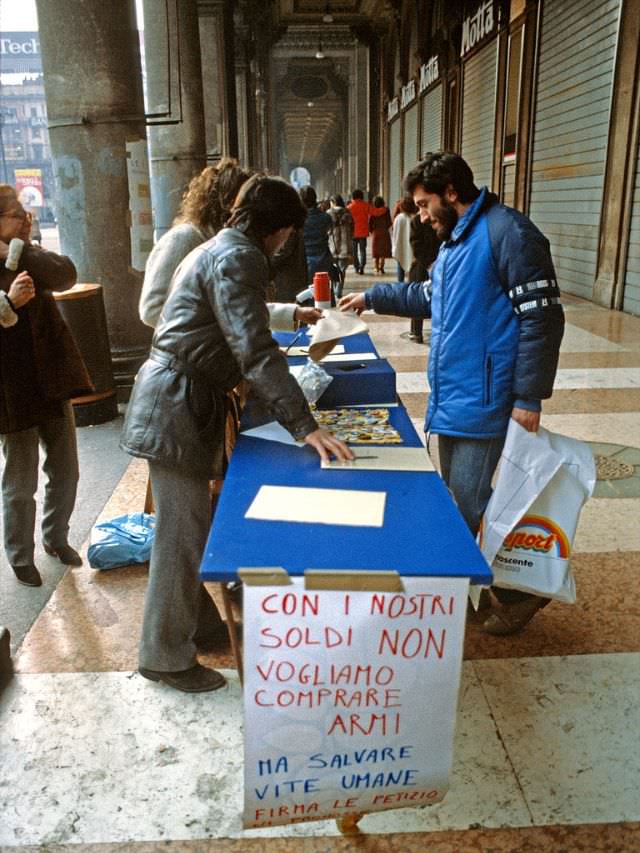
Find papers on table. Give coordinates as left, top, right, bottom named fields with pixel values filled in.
left=321, top=446, right=436, bottom=471
left=240, top=422, right=303, bottom=446
left=320, top=352, right=378, bottom=363
left=308, top=309, right=369, bottom=361
left=245, top=484, right=386, bottom=527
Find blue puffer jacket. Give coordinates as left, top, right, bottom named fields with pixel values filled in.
left=365, top=188, right=565, bottom=438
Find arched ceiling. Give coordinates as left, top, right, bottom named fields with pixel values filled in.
left=269, top=1, right=394, bottom=178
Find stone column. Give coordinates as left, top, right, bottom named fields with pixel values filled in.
left=36, top=0, right=151, bottom=394
left=143, top=0, right=207, bottom=238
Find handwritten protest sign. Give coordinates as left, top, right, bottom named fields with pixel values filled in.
left=243, top=576, right=469, bottom=828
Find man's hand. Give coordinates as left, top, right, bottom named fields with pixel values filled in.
left=0, top=241, right=8, bottom=261
left=303, top=428, right=354, bottom=464
left=294, top=306, right=323, bottom=325
left=338, top=292, right=366, bottom=314
left=511, top=407, right=540, bottom=433
left=8, top=271, right=36, bottom=309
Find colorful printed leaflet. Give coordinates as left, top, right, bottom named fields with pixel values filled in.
left=312, top=407, right=402, bottom=444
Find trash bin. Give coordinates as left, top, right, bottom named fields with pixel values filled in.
left=53, top=283, right=119, bottom=427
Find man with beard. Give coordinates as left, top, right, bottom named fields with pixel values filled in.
left=339, top=152, right=565, bottom=636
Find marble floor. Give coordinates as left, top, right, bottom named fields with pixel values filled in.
left=1, top=266, right=639, bottom=852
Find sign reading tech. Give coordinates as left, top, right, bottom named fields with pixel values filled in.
left=0, top=33, right=42, bottom=73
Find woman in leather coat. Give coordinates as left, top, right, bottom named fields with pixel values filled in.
left=121, top=175, right=353, bottom=693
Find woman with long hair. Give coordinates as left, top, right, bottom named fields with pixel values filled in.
left=139, top=158, right=253, bottom=328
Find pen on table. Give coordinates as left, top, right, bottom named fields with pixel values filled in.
left=285, top=326, right=307, bottom=354
left=340, top=454, right=378, bottom=462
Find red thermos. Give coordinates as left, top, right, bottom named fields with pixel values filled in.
left=312, top=271, right=331, bottom=309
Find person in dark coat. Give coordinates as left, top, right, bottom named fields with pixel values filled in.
left=368, top=196, right=392, bottom=274
left=299, top=185, right=334, bottom=285
left=271, top=227, right=308, bottom=303
left=121, top=176, right=353, bottom=694
left=407, top=211, right=441, bottom=343
left=0, top=186, right=92, bottom=587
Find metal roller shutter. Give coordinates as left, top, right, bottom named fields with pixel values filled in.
left=403, top=103, right=419, bottom=181
left=624, top=140, right=640, bottom=315
left=421, top=84, right=443, bottom=157
left=529, top=0, right=620, bottom=300
left=461, top=40, right=498, bottom=189
left=388, top=118, right=402, bottom=208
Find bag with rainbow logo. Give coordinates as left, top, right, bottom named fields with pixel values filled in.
left=478, top=420, right=596, bottom=603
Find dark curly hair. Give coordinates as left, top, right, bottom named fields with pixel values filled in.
left=174, top=158, right=254, bottom=233
left=404, top=152, right=479, bottom=204
left=227, top=174, right=307, bottom=237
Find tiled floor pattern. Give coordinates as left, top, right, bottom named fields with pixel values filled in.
left=2, top=274, right=640, bottom=850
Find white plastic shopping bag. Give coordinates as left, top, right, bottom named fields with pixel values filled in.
left=478, top=420, right=596, bottom=603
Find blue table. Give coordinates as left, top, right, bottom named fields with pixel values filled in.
left=200, top=335, right=491, bottom=586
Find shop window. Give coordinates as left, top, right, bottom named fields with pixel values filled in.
left=501, top=27, right=522, bottom=205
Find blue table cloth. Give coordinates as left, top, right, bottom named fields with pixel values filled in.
left=200, top=342, right=492, bottom=585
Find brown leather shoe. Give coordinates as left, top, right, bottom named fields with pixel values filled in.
left=12, top=564, right=42, bottom=587
left=138, top=663, right=227, bottom=693
left=482, top=596, right=550, bottom=636
left=44, top=543, right=83, bottom=566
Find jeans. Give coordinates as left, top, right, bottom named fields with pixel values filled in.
left=352, top=237, right=367, bottom=273
left=334, top=259, right=348, bottom=299
left=437, top=433, right=532, bottom=603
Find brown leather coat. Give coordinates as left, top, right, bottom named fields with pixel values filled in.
left=0, top=245, right=92, bottom=433
left=120, top=227, right=318, bottom=478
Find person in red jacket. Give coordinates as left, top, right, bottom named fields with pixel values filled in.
left=368, top=195, right=392, bottom=274
left=347, top=189, right=371, bottom=274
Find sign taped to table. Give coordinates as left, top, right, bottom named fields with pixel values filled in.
left=243, top=576, right=469, bottom=828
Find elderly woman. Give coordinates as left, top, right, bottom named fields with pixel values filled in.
left=121, top=175, right=353, bottom=694
left=0, top=186, right=92, bottom=587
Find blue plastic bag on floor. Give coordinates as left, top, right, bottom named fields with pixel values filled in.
left=88, top=512, right=155, bottom=570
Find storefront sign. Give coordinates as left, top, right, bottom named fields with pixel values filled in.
left=419, top=56, right=440, bottom=93
left=460, top=1, right=496, bottom=57
left=243, top=576, right=469, bottom=828
left=400, top=80, right=416, bottom=110
left=387, top=97, right=400, bottom=122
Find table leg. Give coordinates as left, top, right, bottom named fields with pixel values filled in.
left=220, top=582, right=243, bottom=686
left=336, top=813, right=364, bottom=834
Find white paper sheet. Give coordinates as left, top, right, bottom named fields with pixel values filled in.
left=243, top=576, right=469, bottom=828
left=320, top=352, right=378, bottom=363
left=321, top=446, right=436, bottom=471
left=308, top=309, right=369, bottom=361
left=245, top=484, right=386, bottom=527
left=240, top=422, right=303, bottom=446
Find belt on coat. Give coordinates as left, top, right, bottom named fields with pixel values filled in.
left=149, top=346, right=215, bottom=387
